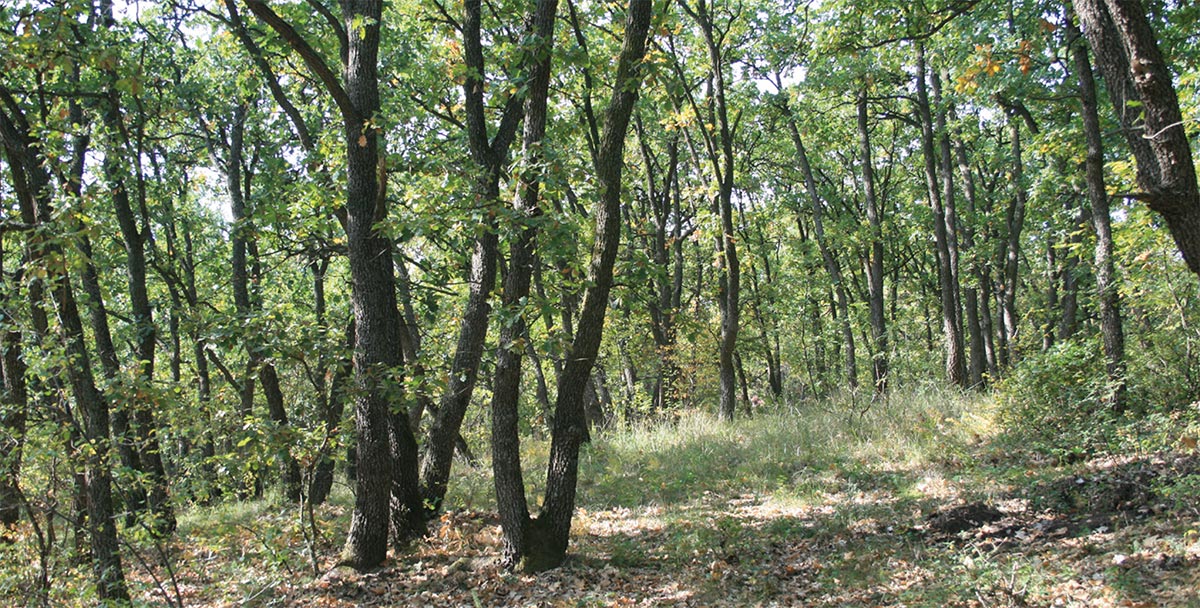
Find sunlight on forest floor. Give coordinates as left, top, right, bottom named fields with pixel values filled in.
left=19, top=389, right=1199, bottom=607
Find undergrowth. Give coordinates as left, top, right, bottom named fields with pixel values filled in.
left=4, top=387, right=1199, bottom=606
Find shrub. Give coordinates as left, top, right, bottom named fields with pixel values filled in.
left=996, top=338, right=1116, bottom=457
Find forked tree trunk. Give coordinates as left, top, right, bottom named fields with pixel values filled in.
left=492, top=0, right=653, bottom=571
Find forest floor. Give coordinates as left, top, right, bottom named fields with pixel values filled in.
left=128, top=391, right=1200, bottom=607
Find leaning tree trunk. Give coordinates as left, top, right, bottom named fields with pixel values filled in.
left=784, top=107, right=858, bottom=391
left=1074, top=0, right=1200, bottom=277
left=492, top=0, right=653, bottom=571
left=490, top=0, right=561, bottom=568
left=526, top=0, right=652, bottom=570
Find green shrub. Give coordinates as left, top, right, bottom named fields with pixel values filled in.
left=996, top=338, right=1117, bottom=457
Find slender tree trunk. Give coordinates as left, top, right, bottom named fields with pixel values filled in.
left=953, top=137, right=987, bottom=387
left=496, top=0, right=651, bottom=571
left=1, top=105, right=131, bottom=604
left=489, top=0, right=561, bottom=567
left=1001, top=115, right=1028, bottom=366
left=1068, top=10, right=1127, bottom=409
left=0, top=236, right=26, bottom=541
left=783, top=109, right=858, bottom=390
left=857, top=88, right=888, bottom=394
left=915, top=44, right=965, bottom=387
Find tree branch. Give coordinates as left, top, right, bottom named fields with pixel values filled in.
left=241, top=0, right=358, bottom=123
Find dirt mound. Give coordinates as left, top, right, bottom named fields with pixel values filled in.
left=925, top=501, right=1005, bottom=534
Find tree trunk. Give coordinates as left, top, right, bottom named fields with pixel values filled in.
left=1, top=104, right=130, bottom=604
left=0, top=236, right=26, bottom=541
left=857, top=88, right=889, bottom=394
left=488, top=0, right=561, bottom=567
left=1074, top=0, right=1200, bottom=277
left=1068, top=10, right=1127, bottom=410
left=1001, top=114, right=1028, bottom=366
left=953, top=136, right=987, bottom=387
left=784, top=107, right=857, bottom=391
left=915, top=43, right=965, bottom=387
left=500, top=0, right=651, bottom=571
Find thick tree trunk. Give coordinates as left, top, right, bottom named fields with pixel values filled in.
left=1068, top=11, right=1127, bottom=410
left=488, top=0, right=560, bottom=567
left=241, top=0, right=426, bottom=559
left=1075, top=0, right=1200, bottom=277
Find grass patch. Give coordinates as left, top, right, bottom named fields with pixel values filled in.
left=8, top=387, right=1199, bottom=606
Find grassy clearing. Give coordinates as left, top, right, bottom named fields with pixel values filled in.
left=5, top=388, right=1198, bottom=606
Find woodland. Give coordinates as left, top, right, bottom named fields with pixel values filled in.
left=1, top=0, right=1200, bottom=605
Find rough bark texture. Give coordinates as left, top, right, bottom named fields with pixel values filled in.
left=418, top=0, right=531, bottom=512
left=1075, top=0, right=1200, bottom=277
left=245, top=0, right=423, bottom=568
left=507, top=0, right=652, bottom=572
left=1068, top=11, right=1127, bottom=410
left=488, top=0, right=561, bottom=567
left=915, top=44, right=965, bottom=387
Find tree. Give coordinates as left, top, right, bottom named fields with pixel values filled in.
left=1067, top=9, right=1126, bottom=410
left=242, top=0, right=425, bottom=568
left=491, top=0, right=655, bottom=570
left=1073, top=0, right=1200, bottom=278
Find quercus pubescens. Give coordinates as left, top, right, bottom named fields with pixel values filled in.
left=2, top=0, right=1200, bottom=598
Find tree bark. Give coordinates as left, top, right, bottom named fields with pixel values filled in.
left=915, top=43, right=965, bottom=387
left=1068, top=10, right=1127, bottom=410
left=495, top=0, right=652, bottom=571
left=488, top=0, right=561, bottom=567
left=1074, top=0, right=1200, bottom=277
left=244, top=0, right=424, bottom=567
left=857, top=88, right=889, bottom=395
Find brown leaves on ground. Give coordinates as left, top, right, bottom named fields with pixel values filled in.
left=141, top=452, right=1200, bottom=607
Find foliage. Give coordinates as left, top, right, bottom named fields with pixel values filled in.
left=996, top=338, right=1115, bottom=456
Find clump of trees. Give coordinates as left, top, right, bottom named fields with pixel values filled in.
left=1, top=0, right=1198, bottom=598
